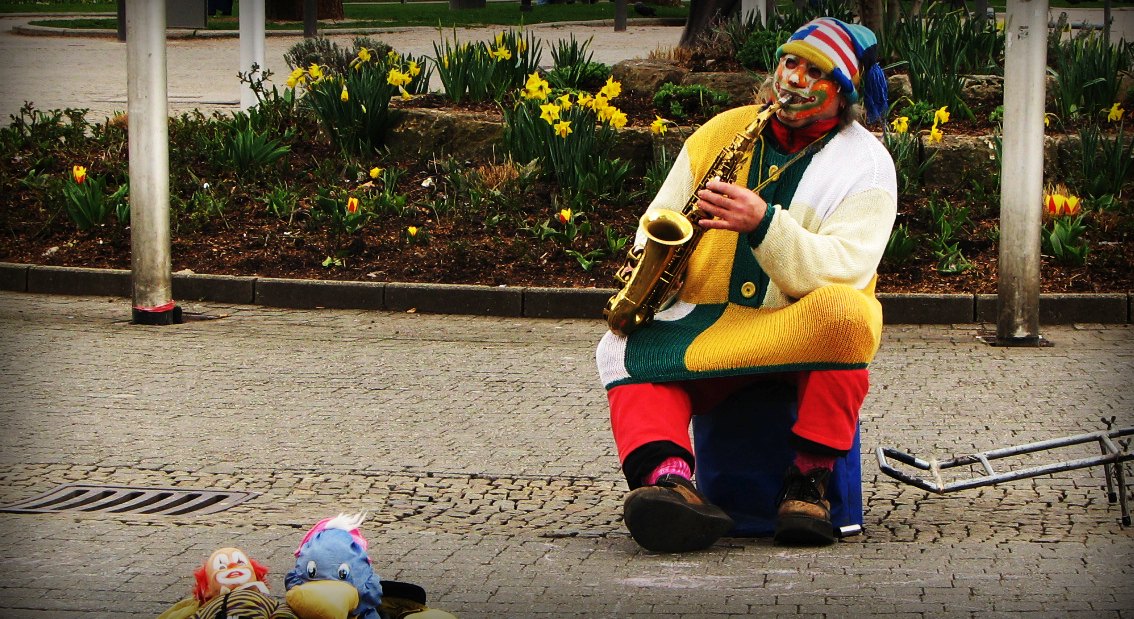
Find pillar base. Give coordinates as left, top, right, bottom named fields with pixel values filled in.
left=132, top=304, right=183, bottom=325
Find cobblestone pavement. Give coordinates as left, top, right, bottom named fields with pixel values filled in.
left=0, top=291, right=1131, bottom=617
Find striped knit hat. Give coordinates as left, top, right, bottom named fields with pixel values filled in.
left=777, top=17, right=888, bottom=123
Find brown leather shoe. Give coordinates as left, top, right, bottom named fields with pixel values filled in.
left=622, top=474, right=734, bottom=553
left=774, top=465, right=836, bottom=545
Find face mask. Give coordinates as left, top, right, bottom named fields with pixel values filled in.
left=773, top=54, right=842, bottom=125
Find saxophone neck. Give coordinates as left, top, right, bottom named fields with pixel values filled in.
left=740, top=97, right=786, bottom=138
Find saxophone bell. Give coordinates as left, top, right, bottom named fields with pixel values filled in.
left=603, top=209, right=695, bottom=336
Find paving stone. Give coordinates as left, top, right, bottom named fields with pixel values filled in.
left=0, top=291, right=1131, bottom=617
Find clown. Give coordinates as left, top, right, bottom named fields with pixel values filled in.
left=196, top=547, right=271, bottom=600
left=597, top=17, right=896, bottom=552
left=158, top=546, right=293, bottom=619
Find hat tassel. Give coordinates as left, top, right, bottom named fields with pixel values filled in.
left=862, top=62, right=888, bottom=124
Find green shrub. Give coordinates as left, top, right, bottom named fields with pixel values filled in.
left=652, top=83, right=729, bottom=120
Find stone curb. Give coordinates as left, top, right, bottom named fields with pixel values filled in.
left=1, top=263, right=1130, bottom=324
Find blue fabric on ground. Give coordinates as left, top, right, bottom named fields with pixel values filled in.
left=692, top=381, right=863, bottom=537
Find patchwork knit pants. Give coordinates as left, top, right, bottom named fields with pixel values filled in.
left=608, top=369, right=869, bottom=487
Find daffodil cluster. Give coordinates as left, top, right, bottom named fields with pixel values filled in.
left=432, top=29, right=541, bottom=104
left=522, top=74, right=629, bottom=132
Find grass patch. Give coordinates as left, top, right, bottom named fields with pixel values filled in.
left=22, top=2, right=687, bottom=29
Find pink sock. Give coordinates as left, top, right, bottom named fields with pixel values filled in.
left=644, top=457, right=692, bottom=485
left=794, top=451, right=836, bottom=473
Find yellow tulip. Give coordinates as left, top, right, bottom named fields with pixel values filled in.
left=72, top=165, right=87, bottom=184
left=557, top=208, right=572, bottom=224
left=346, top=196, right=360, bottom=214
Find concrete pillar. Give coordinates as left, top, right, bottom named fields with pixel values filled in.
left=996, top=0, right=1049, bottom=344
left=240, top=0, right=266, bottom=110
left=125, top=0, right=179, bottom=324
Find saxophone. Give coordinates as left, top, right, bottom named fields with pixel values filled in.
left=603, top=98, right=784, bottom=336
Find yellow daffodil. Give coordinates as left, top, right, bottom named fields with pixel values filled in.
left=346, top=196, right=360, bottom=214
left=308, top=63, right=324, bottom=81
left=387, top=68, right=412, bottom=87
left=408, top=61, right=421, bottom=77
left=890, top=116, right=909, bottom=134
left=357, top=47, right=372, bottom=63
left=650, top=115, right=669, bottom=135
left=369, top=166, right=383, bottom=180
left=557, top=208, right=572, bottom=224
left=495, top=32, right=504, bottom=46
left=400, top=87, right=412, bottom=100
left=340, top=85, right=349, bottom=102
left=928, top=125, right=944, bottom=143
left=408, top=225, right=419, bottom=237
left=576, top=93, right=594, bottom=108
left=523, top=72, right=550, bottom=100
left=72, top=165, right=87, bottom=184
left=489, top=45, right=512, bottom=62
left=608, top=108, right=628, bottom=129
left=442, top=55, right=449, bottom=69
left=591, top=94, right=610, bottom=111
left=554, top=120, right=573, bottom=138
left=516, top=37, right=527, bottom=55
left=556, top=93, right=572, bottom=110
left=387, top=50, right=399, bottom=62
left=539, top=103, right=561, bottom=125
left=599, top=76, right=622, bottom=99
left=286, top=67, right=306, bottom=88
left=934, top=106, right=950, bottom=126
left=1107, top=102, right=1125, bottom=122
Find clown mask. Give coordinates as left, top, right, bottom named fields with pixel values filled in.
left=772, top=54, right=842, bottom=127
left=193, top=547, right=270, bottom=602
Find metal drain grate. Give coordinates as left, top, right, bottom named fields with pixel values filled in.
left=0, top=483, right=257, bottom=516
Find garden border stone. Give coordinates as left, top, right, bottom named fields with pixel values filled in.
left=2, top=263, right=1129, bottom=324
left=256, top=277, right=384, bottom=310
left=0, top=262, right=29, bottom=292
left=385, top=281, right=523, bottom=316
left=975, top=292, right=1129, bottom=324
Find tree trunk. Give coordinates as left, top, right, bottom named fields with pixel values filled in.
left=679, top=0, right=739, bottom=47
left=266, top=0, right=344, bottom=21
left=857, top=0, right=884, bottom=38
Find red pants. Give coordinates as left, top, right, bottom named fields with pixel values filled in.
left=608, top=370, right=869, bottom=467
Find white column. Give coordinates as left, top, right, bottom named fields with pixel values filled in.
left=240, top=0, right=266, bottom=110
left=996, top=0, right=1049, bottom=344
left=126, top=0, right=175, bottom=323
left=741, top=0, right=765, bottom=27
